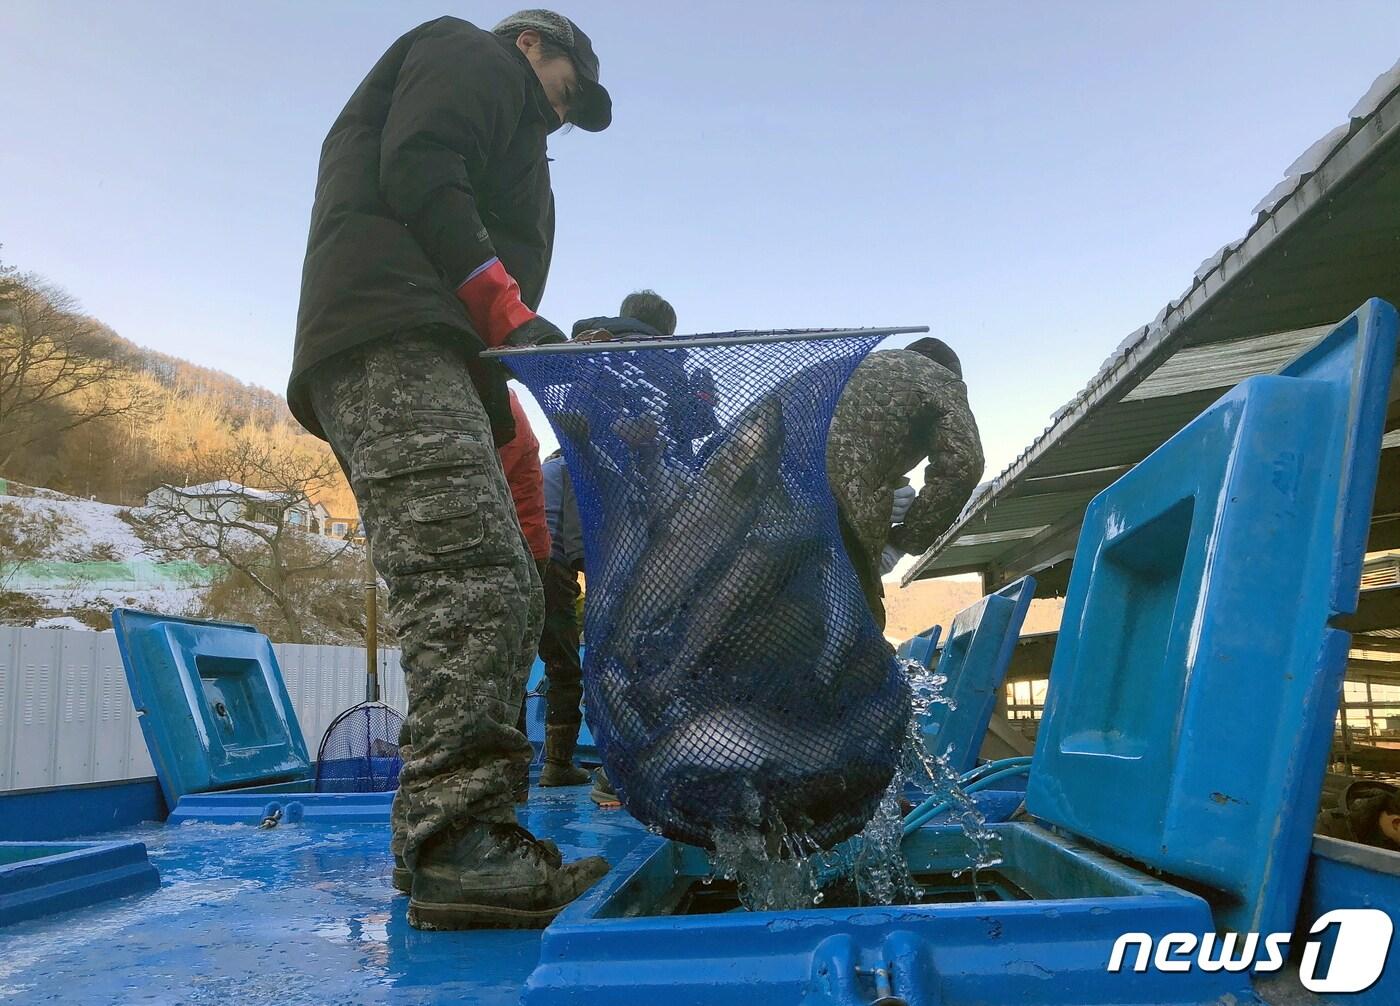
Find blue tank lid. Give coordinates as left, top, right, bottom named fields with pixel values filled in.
left=111, top=609, right=313, bottom=808
left=1027, top=299, right=1398, bottom=936
left=896, top=623, right=942, bottom=666
left=920, top=575, right=1035, bottom=774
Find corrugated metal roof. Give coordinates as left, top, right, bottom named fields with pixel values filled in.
left=908, top=58, right=1400, bottom=587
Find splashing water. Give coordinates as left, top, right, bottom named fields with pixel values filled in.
left=704, top=657, right=1000, bottom=911
left=901, top=657, right=1003, bottom=882
left=709, top=830, right=822, bottom=912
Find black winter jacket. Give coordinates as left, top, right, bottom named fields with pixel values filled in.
left=289, top=17, right=557, bottom=440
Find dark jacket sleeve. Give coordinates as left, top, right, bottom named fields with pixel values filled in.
left=888, top=379, right=985, bottom=556
left=560, top=465, right=584, bottom=571
left=379, top=27, right=524, bottom=287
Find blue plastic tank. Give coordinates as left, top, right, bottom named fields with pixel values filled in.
left=111, top=609, right=314, bottom=808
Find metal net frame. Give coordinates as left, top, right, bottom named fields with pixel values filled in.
left=314, top=700, right=405, bottom=793
left=497, top=328, right=916, bottom=849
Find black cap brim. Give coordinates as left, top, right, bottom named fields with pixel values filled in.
left=563, top=18, right=610, bottom=131
left=571, top=77, right=611, bottom=131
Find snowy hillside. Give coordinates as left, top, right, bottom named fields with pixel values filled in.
left=0, top=482, right=365, bottom=638
left=0, top=485, right=213, bottom=629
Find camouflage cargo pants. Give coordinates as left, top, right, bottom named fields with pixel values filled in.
left=309, top=332, right=543, bottom=870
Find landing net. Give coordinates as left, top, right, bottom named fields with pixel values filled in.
left=498, top=328, right=915, bottom=849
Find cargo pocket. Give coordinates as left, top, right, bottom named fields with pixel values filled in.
left=352, top=426, right=515, bottom=575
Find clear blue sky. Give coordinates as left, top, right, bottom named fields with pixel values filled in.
left=3, top=1, right=1399, bottom=477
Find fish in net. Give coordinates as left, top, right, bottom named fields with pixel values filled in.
left=499, top=329, right=913, bottom=849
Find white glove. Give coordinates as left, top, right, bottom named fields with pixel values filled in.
left=890, top=484, right=916, bottom=524
left=880, top=544, right=905, bottom=575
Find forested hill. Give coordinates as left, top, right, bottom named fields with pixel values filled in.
left=0, top=257, right=356, bottom=517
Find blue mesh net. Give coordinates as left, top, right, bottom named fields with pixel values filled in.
left=314, top=700, right=404, bottom=793
left=502, top=330, right=911, bottom=849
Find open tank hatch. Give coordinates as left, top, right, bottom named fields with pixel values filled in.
left=524, top=300, right=1399, bottom=1006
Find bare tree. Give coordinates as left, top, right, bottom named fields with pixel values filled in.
left=0, top=499, right=63, bottom=623
left=0, top=262, right=151, bottom=469
left=132, top=433, right=354, bottom=643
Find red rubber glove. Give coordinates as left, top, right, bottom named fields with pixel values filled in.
left=455, top=258, right=562, bottom=348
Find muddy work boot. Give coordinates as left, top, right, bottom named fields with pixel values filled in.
left=407, top=822, right=609, bottom=930
left=539, top=724, right=591, bottom=787
left=396, top=835, right=564, bottom=895
left=589, top=767, right=621, bottom=809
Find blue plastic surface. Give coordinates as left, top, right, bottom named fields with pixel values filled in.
left=0, top=787, right=650, bottom=1004
left=166, top=790, right=395, bottom=826
left=1292, top=837, right=1400, bottom=1004
left=920, top=576, right=1035, bottom=773
left=111, top=608, right=314, bottom=809
left=527, top=825, right=1252, bottom=1006
left=894, top=624, right=941, bottom=666
left=1028, top=299, right=1399, bottom=937
left=0, top=841, right=159, bottom=927
left=0, top=778, right=167, bottom=841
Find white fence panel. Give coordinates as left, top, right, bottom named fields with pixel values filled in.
left=379, top=647, right=406, bottom=715
left=276, top=643, right=405, bottom=756
left=0, top=626, right=404, bottom=792
left=0, top=627, right=156, bottom=790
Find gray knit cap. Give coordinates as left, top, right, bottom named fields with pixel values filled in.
left=494, top=9, right=576, bottom=47
left=493, top=9, right=611, bottom=131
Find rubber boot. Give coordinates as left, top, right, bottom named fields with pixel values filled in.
left=399, top=834, right=564, bottom=895
left=539, top=724, right=591, bottom=787
left=407, top=822, right=609, bottom=930
left=589, top=766, right=620, bottom=808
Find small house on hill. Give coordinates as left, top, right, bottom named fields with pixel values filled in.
left=145, top=480, right=332, bottom=534
left=325, top=514, right=364, bottom=543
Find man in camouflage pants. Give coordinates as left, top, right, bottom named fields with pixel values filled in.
left=827, top=337, right=984, bottom=629
left=313, top=335, right=545, bottom=851
left=311, top=336, right=602, bottom=930
left=287, top=12, right=613, bottom=929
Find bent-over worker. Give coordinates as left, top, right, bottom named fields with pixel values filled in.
left=827, top=337, right=984, bottom=629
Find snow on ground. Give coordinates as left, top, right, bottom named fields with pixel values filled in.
left=31, top=615, right=106, bottom=632
left=2, top=492, right=148, bottom=562
left=0, top=486, right=240, bottom=626
left=23, top=585, right=205, bottom=620
left=2, top=483, right=362, bottom=632
left=127, top=503, right=357, bottom=562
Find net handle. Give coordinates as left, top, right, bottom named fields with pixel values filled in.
left=481, top=325, right=929, bottom=358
